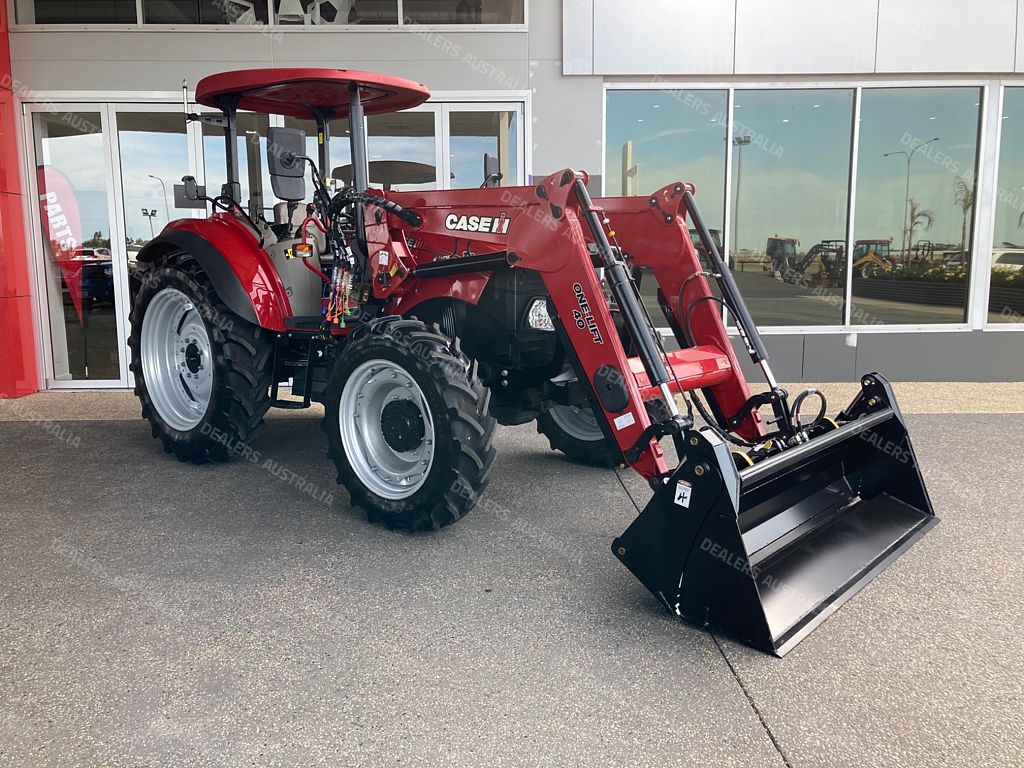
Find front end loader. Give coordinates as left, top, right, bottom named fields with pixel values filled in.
left=129, top=69, right=937, bottom=656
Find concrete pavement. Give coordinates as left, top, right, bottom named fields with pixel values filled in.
left=0, top=389, right=1021, bottom=767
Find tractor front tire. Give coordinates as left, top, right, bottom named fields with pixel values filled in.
left=536, top=403, right=617, bottom=467
left=129, top=251, right=274, bottom=463
left=325, top=316, right=497, bottom=531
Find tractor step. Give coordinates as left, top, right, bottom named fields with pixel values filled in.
left=629, top=346, right=733, bottom=400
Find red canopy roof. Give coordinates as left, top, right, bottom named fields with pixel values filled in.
left=195, top=68, right=431, bottom=120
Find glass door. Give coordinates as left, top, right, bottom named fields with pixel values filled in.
left=200, top=110, right=271, bottom=219
left=366, top=105, right=444, bottom=191
left=29, top=106, right=124, bottom=386
left=441, top=103, right=525, bottom=189
left=26, top=103, right=206, bottom=388
left=110, top=106, right=199, bottom=390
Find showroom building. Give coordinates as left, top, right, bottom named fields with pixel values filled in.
left=1, top=0, right=1022, bottom=396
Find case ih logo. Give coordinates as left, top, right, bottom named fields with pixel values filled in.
left=444, top=213, right=510, bottom=234
left=572, top=282, right=603, bottom=344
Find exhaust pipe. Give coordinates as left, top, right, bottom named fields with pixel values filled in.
left=612, top=373, right=938, bottom=656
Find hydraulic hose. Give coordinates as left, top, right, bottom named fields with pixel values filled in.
left=328, top=191, right=422, bottom=228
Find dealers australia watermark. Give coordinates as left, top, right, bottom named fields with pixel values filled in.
left=698, top=537, right=808, bottom=602
left=0, top=398, right=82, bottom=448
left=200, top=424, right=334, bottom=505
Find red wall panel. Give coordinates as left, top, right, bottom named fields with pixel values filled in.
left=0, top=4, right=39, bottom=397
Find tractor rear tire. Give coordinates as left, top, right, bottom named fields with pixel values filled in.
left=536, top=403, right=618, bottom=467
left=128, top=251, right=274, bottom=463
left=325, top=316, right=497, bottom=531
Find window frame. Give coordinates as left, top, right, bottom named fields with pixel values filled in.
left=7, top=0, right=528, bottom=31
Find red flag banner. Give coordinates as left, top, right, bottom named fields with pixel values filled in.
left=37, top=165, right=84, bottom=323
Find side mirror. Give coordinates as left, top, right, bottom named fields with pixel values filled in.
left=267, top=127, right=306, bottom=202
left=174, top=176, right=208, bottom=209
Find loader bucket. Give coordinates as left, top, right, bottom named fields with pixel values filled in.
left=612, top=374, right=937, bottom=656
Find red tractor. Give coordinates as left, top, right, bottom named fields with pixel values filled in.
left=130, top=69, right=937, bottom=656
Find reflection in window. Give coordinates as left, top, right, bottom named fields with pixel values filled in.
left=403, top=0, right=523, bottom=24
left=989, top=87, right=1024, bottom=324
left=730, top=89, right=853, bottom=326
left=17, top=0, right=137, bottom=23
left=34, top=111, right=121, bottom=381
left=145, top=0, right=269, bottom=25
left=366, top=111, right=438, bottom=191
left=115, top=112, right=189, bottom=279
left=274, top=0, right=396, bottom=24
left=605, top=89, right=727, bottom=319
left=449, top=110, right=518, bottom=188
left=202, top=112, right=271, bottom=219
left=852, top=87, right=980, bottom=325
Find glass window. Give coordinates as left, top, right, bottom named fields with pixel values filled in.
left=145, top=0, right=269, bottom=25
left=989, top=87, right=1024, bottom=324
left=114, top=112, right=190, bottom=282
left=18, top=0, right=137, bottom=23
left=283, top=116, right=352, bottom=188
left=852, top=87, right=981, bottom=325
left=33, top=111, right=121, bottom=381
left=403, top=0, right=523, bottom=24
left=366, top=111, right=438, bottom=191
left=275, top=0, right=396, bottom=24
left=730, top=89, right=854, bottom=326
left=202, top=112, right=271, bottom=219
left=448, top=110, right=519, bottom=188
left=605, top=89, right=727, bottom=319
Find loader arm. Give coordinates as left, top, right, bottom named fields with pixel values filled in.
left=371, top=171, right=766, bottom=479
left=594, top=185, right=766, bottom=442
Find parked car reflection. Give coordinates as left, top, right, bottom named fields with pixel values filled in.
left=56, top=247, right=115, bottom=309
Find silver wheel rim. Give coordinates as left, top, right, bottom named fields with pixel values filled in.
left=548, top=403, right=605, bottom=442
left=141, top=287, right=214, bottom=432
left=339, top=359, right=435, bottom=500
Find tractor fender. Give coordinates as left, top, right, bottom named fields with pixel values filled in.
left=136, top=217, right=291, bottom=332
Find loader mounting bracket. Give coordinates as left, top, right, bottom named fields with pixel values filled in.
left=624, top=414, right=693, bottom=464
left=726, top=387, right=793, bottom=435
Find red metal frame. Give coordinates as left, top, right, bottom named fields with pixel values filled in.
left=356, top=172, right=765, bottom=477
left=0, top=2, right=38, bottom=397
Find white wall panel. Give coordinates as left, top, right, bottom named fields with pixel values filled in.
left=876, top=0, right=1016, bottom=73
left=8, top=29, right=530, bottom=93
left=592, top=0, right=735, bottom=75
left=529, top=59, right=602, bottom=175
left=1016, top=1, right=1024, bottom=72
left=735, top=0, right=877, bottom=74
left=10, top=30, right=274, bottom=63
left=561, top=0, right=593, bottom=73
left=528, top=0, right=563, bottom=60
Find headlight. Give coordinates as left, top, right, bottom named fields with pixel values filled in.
left=525, top=298, right=555, bottom=332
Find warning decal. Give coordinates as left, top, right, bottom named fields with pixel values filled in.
left=674, top=480, right=692, bottom=508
